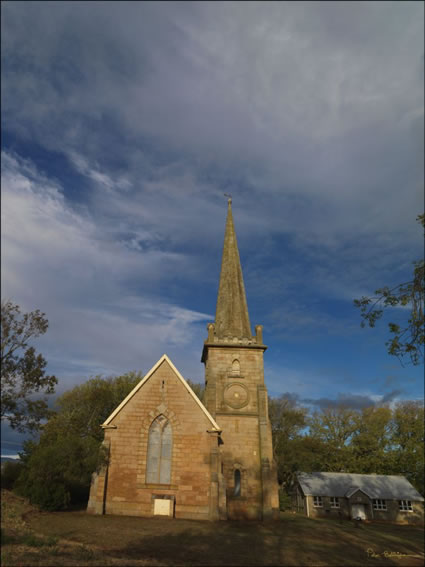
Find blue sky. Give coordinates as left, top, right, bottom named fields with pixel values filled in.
left=1, top=1, right=424, bottom=457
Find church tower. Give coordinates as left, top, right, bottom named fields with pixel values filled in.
left=202, top=199, right=279, bottom=520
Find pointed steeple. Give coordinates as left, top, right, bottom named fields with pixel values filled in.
left=214, top=199, right=252, bottom=339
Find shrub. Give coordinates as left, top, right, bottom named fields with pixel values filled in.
left=14, top=372, right=141, bottom=511
left=279, top=489, right=291, bottom=511
left=1, top=460, right=24, bottom=490
left=15, top=443, right=72, bottom=511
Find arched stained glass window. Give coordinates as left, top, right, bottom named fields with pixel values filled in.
left=234, top=469, right=241, bottom=497
left=146, top=415, right=172, bottom=484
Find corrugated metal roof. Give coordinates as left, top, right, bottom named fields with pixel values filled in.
left=297, top=472, right=424, bottom=501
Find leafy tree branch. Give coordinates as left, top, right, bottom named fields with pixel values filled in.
left=354, top=214, right=424, bottom=365
left=1, top=300, right=57, bottom=432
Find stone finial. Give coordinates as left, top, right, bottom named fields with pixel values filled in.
left=207, top=323, right=215, bottom=342
left=255, top=325, right=263, bottom=344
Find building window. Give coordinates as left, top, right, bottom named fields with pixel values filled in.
left=231, top=359, right=240, bottom=375
left=398, top=500, right=413, bottom=511
left=330, top=497, right=340, bottom=508
left=373, top=499, right=387, bottom=510
left=146, top=415, right=172, bottom=484
left=234, top=469, right=241, bottom=497
left=313, top=496, right=323, bottom=508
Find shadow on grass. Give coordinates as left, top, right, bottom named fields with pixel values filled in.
left=24, top=509, right=425, bottom=566
left=105, top=519, right=423, bottom=566
left=108, top=526, right=276, bottom=566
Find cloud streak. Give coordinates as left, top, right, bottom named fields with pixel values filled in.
left=1, top=151, right=212, bottom=388
left=1, top=2, right=423, bottom=453
left=2, top=2, right=423, bottom=243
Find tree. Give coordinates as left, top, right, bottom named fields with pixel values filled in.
left=268, top=393, right=424, bottom=498
left=308, top=407, right=358, bottom=472
left=186, top=379, right=204, bottom=402
left=16, top=372, right=142, bottom=510
left=350, top=406, right=392, bottom=474
left=309, top=406, right=358, bottom=449
left=354, top=214, right=424, bottom=366
left=390, top=401, right=424, bottom=495
left=268, top=395, right=308, bottom=491
left=1, top=300, right=57, bottom=432
left=54, top=372, right=143, bottom=442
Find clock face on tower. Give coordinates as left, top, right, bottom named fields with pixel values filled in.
left=223, top=383, right=249, bottom=409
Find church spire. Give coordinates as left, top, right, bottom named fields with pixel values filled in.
left=214, top=198, right=252, bottom=339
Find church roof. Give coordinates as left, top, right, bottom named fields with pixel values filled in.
left=297, top=472, right=424, bottom=501
left=101, top=354, right=221, bottom=432
left=215, top=199, right=252, bottom=339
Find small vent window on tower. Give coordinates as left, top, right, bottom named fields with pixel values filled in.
left=146, top=415, right=172, bottom=484
left=231, top=359, right=240, bottom=375
left=234, top=469, right=241, bottom=497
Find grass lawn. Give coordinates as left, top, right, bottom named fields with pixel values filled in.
left=1, top=490, right=424, bottom=566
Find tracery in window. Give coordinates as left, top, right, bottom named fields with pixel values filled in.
left=146, top=415, right=172, bottom=484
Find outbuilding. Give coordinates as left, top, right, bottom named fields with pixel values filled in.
left=293, top=472, right=424, bottom=524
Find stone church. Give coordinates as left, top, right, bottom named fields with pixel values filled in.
left=87, top=200, right=279, bottom=520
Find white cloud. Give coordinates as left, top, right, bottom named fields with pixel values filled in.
left=1, top=151, right=212, bottom=387
left=68, top=151, right=132, bottom=192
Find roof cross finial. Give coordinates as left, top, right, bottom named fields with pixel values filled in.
left=224, top=193, right=232, bottom=205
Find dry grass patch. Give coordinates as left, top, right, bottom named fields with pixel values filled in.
left=2, top=490, right=424, bottom=566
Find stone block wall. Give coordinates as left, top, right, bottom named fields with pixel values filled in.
left=203, top=344, right=279, bottom=520
left=373, top=500, right=424, bottom=524
left=204, top=346, right=266, bottom=416
left=304, top=494, right=424, bottom=524
left=89, top=359, right=219, bottom=520
left=220, top=413, right=262, bottom=519
left=306, top=495, right=352, bottom=520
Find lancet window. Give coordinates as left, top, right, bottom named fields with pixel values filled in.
left=234, top=469, right=241, bottom=497
left=146, top=415, right=172, bottom=484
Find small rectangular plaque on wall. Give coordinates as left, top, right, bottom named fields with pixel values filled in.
left=154, top=498, right=173, bottom=516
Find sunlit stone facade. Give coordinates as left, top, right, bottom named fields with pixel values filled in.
left=88, top=200, right=279, bottom=520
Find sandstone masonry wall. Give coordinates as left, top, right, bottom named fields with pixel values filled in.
left=100, top=359, right=217, bottom=520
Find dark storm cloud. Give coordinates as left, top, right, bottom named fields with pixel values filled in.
left=2, top=1, right=422, bottom=240
left=302, top=389, right=405, bottom=410
left=381, top=389, right=405, bottom=404
left=273, top=392, right=302, bottom=404
left=0, top=421, right=33, bottom=457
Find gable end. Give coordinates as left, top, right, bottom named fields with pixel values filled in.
left=102, top=354, right=221, bottom=432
